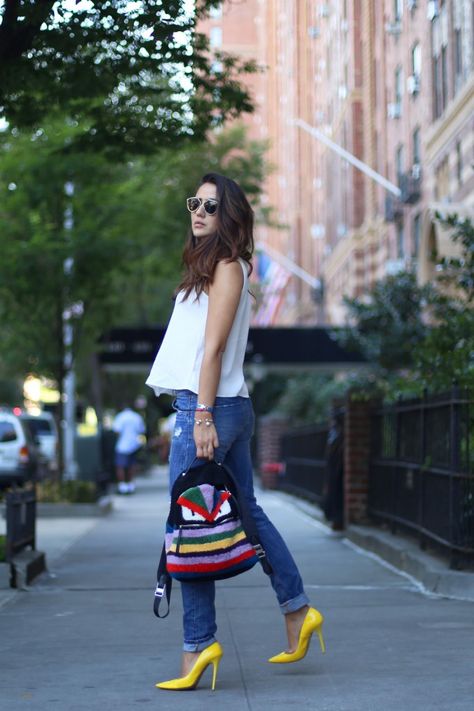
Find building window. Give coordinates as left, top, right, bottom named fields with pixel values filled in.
left=441, top=44, right=448, bottom=107
left=431, top=8, right=449, bottom=119
left=413, top=213, right=421, bottom=257
left=395, top=65, right=403, bottom=106
left=411, top=42, right=422, bottom=75
left=394, top=0, right=403, bottom=21
left=396, top=144, right=405, bottom=186
left=396, top=220, right=405, bottom=258
left=433, top=54, right=442, bottom=118
left=435, top=156, right=450, bottom=201
left=432, top=46, right=448, bottom=118
left=210, top=26, right=222, bottom=48
left=412, top=127, right=421, bottom=165
left=456, top=140, right=463, bottom=185
left=454, top=28, right=463, bottom=79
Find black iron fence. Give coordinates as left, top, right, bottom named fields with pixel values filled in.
left=369, top=388, right=474, bottom=564
left=280, top=423, right=329, bottom=503
left=5, top=488, right=37, bottom=562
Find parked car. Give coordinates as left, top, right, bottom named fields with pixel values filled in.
left=0, top=409, right=40, bottom=488
left=20, top=411, right=59, bottom=476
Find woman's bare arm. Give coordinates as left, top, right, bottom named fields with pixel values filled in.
left=194, top=260, right=244, bottom=459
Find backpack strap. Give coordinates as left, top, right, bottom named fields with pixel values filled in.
left=220, top=463, right=273, bottom=577
left=153, top=543, right=172, bottom=618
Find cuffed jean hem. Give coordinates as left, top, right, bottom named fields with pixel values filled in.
left=279, top=592, right=311, bottom=615
left=183, top=636, right=217, bottom=653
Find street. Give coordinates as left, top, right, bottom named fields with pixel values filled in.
left=0, top=467, right=473, bottom=711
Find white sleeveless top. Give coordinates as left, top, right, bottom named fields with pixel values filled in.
left=145, top=259, right=250, bottom=398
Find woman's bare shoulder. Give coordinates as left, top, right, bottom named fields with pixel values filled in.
left=211, top=259, right=244, bottom=291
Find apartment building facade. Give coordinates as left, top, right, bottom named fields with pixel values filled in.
left=321, top=0, right=473, bottom=322
left=199, top=1, right=325, bottom=324
left=199, top=0, right=474, bottom=325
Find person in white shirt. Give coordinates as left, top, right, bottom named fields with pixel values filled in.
left=113, top=402, right=145, bottom=494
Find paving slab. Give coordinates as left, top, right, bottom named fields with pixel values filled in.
left=0, top=467, right=473, bottom=711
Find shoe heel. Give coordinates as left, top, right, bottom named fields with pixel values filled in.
left=317, top=627, right=326, bottom=654
left=211, top=658, right=221, bottom=691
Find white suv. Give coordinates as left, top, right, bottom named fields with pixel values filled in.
left=20, top=411, right=59, bottom=475
left=0, top=409, right=40, bottom=488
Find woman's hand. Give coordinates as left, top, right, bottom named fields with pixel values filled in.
left=193, top=414, right=219, bottom=460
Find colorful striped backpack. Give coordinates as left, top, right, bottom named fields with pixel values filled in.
left=154, top=460, right=272, bottom=618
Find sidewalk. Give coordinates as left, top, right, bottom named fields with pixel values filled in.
left=0, top=467, right=473, bottom=711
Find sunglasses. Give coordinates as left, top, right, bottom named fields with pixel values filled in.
left=186, top=196, right=219, bottom=215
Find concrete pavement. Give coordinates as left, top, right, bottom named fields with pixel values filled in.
left=0, top=467, right=473, bottom=711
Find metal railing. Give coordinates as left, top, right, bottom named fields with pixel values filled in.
left=280, top=423, right=329, bottom=503
left=5, top=488, right=37, bottom=562
left=369, top=387, right=473, bottom=565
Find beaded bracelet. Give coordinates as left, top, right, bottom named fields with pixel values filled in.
left=194, top=418, right=214, bottom=427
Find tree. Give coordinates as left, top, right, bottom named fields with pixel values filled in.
left=336, top=214, right=474, bottom=396
left=413, top=215, right=474, bottom=392
left=110, top=122, right=272, bottom=327
left=0, top=119, right=273, bottom=417
left=337, top=271, right=432, bottom=373
left=0, top=1, right=257, bottom=156
left=0, top=119, right=142, bottom=474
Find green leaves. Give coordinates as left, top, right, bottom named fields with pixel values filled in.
left=0, top=1, right=257, bottom=156
left=0, top=119, right=271, bottom=394
left=337, top=215, right=474, bottom=396
left=413, top=215, right=474, bottom=392
left=338, top=271, right=433, bottom=372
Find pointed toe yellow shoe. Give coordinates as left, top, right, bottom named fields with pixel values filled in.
left=268, top=607, right=325, bottom=664
left=156, top=642, right=223, bottom=691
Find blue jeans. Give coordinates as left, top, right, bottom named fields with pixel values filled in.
left=168, top=389, right=310, bottom=652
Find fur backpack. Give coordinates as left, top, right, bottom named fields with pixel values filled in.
left=154, top=459, right=272, bottom=618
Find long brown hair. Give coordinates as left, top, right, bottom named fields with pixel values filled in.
left=176, top=173, right=254, bottom=300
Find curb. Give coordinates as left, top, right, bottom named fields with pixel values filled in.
left=276, top=489, right=474, bottom=602
left=345, top=525, right=474, bottom=602
left=36, top=496, right=113, bottom=518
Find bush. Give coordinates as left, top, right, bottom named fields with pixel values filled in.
left=36, top=480, right=97, bottom=504
left=0, top=534, right=6, bottom=562
left=275, top=374, right=347, bottom=425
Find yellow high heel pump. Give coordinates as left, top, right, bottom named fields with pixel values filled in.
left=268, top=607, right=325, bottom=663
left=156, top=642, right=223, bottom=691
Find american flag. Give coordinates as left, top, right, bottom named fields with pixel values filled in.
left=252, top=257, right=291, bottom=326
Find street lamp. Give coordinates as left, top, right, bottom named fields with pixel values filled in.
left=62, top=180, right=80, bottom=480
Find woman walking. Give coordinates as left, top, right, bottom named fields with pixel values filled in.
left=146, top=173, right=325, bottom=691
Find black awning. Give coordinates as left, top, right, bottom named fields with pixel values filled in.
left=99, top=327, right=365, bottom=370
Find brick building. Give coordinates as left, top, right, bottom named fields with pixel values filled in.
left=199, top=0, right=474, bottom=325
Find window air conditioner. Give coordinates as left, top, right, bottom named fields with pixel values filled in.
left=319, top=4, right=330, bottom=18
left=387, top=102, right=402, bottom=119
left=407, top=74, right=421, bottom=95
left=385, top=21, right=402, bottom=35
left=411, top=163, right=422, bottom=180
left=427, top=1, right=439, bottom=21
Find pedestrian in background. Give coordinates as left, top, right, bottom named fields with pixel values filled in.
left=113, top=401, right=146, bottom=495
left=322, top=410, right=345, bottom=531
left=146, top=172, right=326, bottom=691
